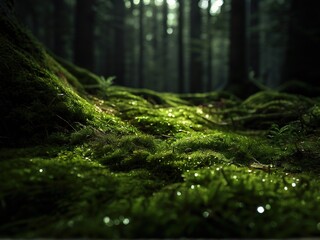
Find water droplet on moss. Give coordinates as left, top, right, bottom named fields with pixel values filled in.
left=67, top=220, right=74, bottom=227
left=202, top=211, right=210, bottom=218
left=284, top=186, right=288, bottom=191
left=103, top=216, right=111, bottom=224
left=39, top=169, right=43, bottom=173
left=194, top=173, right=199, bottom=177
left=292, top=183, right=297, bottom=187
left=257, top=206, right=265, bottom=213
left=265, top=204, right=271, bottom=210
left=123, top=218, right=130, bottom=225
left=177, top=191, right=182, bottom=196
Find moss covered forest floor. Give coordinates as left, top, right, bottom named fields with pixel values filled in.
left=2, top=85, right=320, bottom=238
left=1, top=14, right=320, bottom=239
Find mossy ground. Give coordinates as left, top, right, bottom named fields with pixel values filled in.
left=1, top=14, right=320, bottom=239
left=2, top=85, right=320, bottom=238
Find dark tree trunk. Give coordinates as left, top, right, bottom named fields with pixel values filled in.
left=113, top=0, right=126, bottom=85
left=177, top=0, right=185, bottom=93
left=138, top=0, right=144, bottom=88
left=248, top=0, right=260, bottom=79
left=178, top=0, right=185, bottom=93
left=206, top=0, right=213, bottom=91
left=229, top=0, right=247, bottom=86
left=53, top=0, right=68, bottom=59
left=73, top=0, right=96, bottom=71
left=189, top=0, right=203, bottom=93
left=283, top=0, right=320, bottom=86
left=162, top=0, right=168, bottom=90
left=152, top=0, right=158, bottom=53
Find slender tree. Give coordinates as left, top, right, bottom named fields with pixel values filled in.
left=228, top=0, right=247, bottom=88
left=189, top=0, right=203, bottom=93
left=206, top=0, right=213, bottom=91
left=177, top=0, right=185, bottom=93
left=113, top=0, right=126, bottom=85
left=152, top=0, right=158, bottom=54
left=73, top=0, right=96, bottom=71
left=248, top=0, right=260, bottom=80
left=138, top=0, right=145, bottom=88
left=162, top=0, right=169, bottom=90
left=53, top=0, right=69, bottom=59
left=283, top=0, right=320, bottom=86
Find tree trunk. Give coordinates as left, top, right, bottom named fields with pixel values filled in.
left=283, top=0, right=320, bottom=86
left=74, top=0, right=96, bottom=71
left=189, top=0, right=203, bottom=93
left=177, top=0, right=185, bottom=93
left=248, top=0, right=260, bottom=79
left=53, top=0, right=69, bottom=59
left=162, top=0, right=168, bottom=91
left=206, top=0, right=213, bottom=91
left=229, top=0, right=247, bottom=86
left=138, top=0, right=145, bottom=88
left=113, top=0, right=126, bottom=85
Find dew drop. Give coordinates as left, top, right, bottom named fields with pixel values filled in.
left=191, top=185, right=195, bottom=189
left=292, top=183, right=297, bottom=187
left=202, top=211, right=210, bottom=218
left=67, top=220, right=74, bottom=227
left=284, top=186, right=288, bottom=191
left=265, top=204, right=271, bottom=210
left=257, top=206, right=265, bottom=213
left=194, top=173, right=199, bottom=177
left=39, top=169, right=43, bottom=173
left=103, top=216, right=111, bottom=224
left=177, top=191, right=182, bottom=196
left=123, top=218, right=130, bottom=225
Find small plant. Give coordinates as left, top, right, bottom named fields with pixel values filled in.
left=84, top=76, right=115, bottom=96
left=267, top=123, right=299, bottom=144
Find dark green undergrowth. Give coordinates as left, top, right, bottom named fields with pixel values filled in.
left=2, top=11, right=320, bottom=239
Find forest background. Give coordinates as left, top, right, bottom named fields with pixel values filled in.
left=14, top=0, right=320, bottom=96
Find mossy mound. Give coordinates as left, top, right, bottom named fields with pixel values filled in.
left=0, top=15, right=131, bottom=146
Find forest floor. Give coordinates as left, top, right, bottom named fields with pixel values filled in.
left=1, top=84, right=320, bottom=238
left=1, top=12, right=320, bottom=238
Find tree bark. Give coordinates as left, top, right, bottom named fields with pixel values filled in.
left=248, top=0, right=260, bottom=79
left=229, top=0, right=247, bottom=86
left=138, top=0, right=145, bottom=88
left=283, top=0, right=320, bottom=86
left=206, top=0, right=213, bottom=91
left=162, top=0, right=168, bottom=90
left=177, top=0, right=185, bottom=93
left=189, top=0, right=203, bottom=93
left=74, top=0, right=96, bottom=71
left=113, top=0, right=126, bottom=85
left=53, top=0, right=69, bottom=59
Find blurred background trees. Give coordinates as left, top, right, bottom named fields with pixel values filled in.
left=14, top=0, right=320, bottom=95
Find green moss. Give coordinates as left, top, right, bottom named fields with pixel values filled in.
left=2, top=10, right=320, bottom=239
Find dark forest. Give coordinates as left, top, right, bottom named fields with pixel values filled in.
left=1, top=0, right=320, bottom=238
